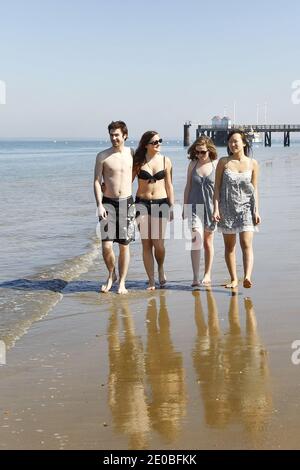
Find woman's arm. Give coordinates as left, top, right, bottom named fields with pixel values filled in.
left=165, top=157, right=174, bottom=205
left=182, top=161, right=194, bottom=218
left=213, top=158, right=226, bottom=221
left=164, top=157, right=175, bottom=220
left=251, top=159, right=261, bottom=225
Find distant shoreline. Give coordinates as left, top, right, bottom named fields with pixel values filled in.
left=1, top=138, right=300, bottom=144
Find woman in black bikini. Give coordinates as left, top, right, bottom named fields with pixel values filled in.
left=133, top=131, right=174, bottom=290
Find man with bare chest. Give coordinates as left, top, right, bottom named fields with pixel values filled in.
left=94, top=121, right=134, bottom=294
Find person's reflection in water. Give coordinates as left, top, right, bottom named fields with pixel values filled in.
left=107, top=297, right=150, bottom=449
left=192, top=289, right=272, bottom=439
left=145, top=293, right=187, bottom=443
left=231, top=297, right=272, bottom=438
left=193, top=288, right=228, bottom=427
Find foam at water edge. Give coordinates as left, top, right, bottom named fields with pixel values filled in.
left=0, top=239, right=100, bottom=350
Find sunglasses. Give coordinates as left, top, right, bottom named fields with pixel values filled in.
left=149, top=138, right=162, bottom=145
left=195, top=150, right=208, bottom=156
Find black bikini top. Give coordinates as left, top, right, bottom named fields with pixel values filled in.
left=138, top=156, right=166, bottom=183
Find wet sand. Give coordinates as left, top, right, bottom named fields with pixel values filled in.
left=1, top=239, right=300, bottom=450
left=1, top=149, right=300, bottom=449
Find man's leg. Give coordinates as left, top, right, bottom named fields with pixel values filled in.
left=101, top=240, right=117, bottom=293
left=118, top=243, right=130, bottom=294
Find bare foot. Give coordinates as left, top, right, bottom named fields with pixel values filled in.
left=191, top=280, right=201, bottom=287
left=243, top=278, right=252, bottom=288
left=244, top=297, right=253, bottom=309
left=159, top=269, right=167, bottom=288
left=101, top=271, right=117, bottom=293
left=192, top=290, right=200, bottom=297
left=201, top=275, right=211, bottom=285
left=224, top=279, right=238, bottom=288
left=117, top=283, right=128, bottom=295
left=192, top=284, right=201, bottom=291
left=146, top=278, right=156, bottom=290
left=147, top=285, right=156, bottom=291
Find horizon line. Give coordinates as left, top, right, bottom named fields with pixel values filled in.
left=0, top=137, right=183, bottom=142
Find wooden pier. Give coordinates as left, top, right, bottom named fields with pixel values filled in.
left=183, top=122, right=300, bottom=147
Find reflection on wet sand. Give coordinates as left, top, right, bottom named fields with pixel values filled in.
left=107, top=297, right=150, bottom=449
left=145, top=294, right=187, bottom=443
left=107, top=293, right=186, bottom=449
left=107, top=290, right=272, bottom=449
left=192, top=289, right=272, bottom=439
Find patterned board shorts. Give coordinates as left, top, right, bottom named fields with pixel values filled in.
left=100, top=196, right=135, bottom=245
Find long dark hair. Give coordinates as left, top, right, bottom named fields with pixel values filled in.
left=188, top=136, right=218, bottom=161
left=133, top=130, right=158, bottom=171
left=227, top=129, right=251, bottom=157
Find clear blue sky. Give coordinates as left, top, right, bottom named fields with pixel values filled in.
left=1, top=0, right=300, bottom=138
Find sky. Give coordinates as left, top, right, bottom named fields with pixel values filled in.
left=0, top=0, right=300, bottom=139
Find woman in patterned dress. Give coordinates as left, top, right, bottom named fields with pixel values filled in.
left=213, top=130, right=261, bottom=288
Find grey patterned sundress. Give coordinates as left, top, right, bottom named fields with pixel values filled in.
left=218, top=162, right=257, bottom=234
left=187, top=161, right=216, bottom=232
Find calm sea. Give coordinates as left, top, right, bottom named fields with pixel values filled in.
left=1, top=139, right=300, bottom=347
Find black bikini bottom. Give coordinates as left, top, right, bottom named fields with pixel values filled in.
left=135, top=197, right=170, bottom=219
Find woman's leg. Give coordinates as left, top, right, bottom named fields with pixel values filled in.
left=239, top=231, right=254, bottom=288
left=223, top=233, right=238, bottom=288
left=142, top=239, right=155, bottom=289
left=206, top=287, right=220, bottom=336
left=139, top=214, right=155, bottom=289
left=193, top=290, right=208, bottom=336
left=190, top=229, right=202, bottom=286
left=152, top=216, right=167, bottom=286
left=152, top=238, right=166, bottom=286
left=202, top=230, right=214, bottom=284
left=244, top=297, right=257, bottom=335
left=228, top=289, right=241, bottom=334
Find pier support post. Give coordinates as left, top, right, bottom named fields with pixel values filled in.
left=284, top=131, right=290, bottom=146
left=184, top=121, right=192, bottom=147
left=264, top=131, right=272, bottom=147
